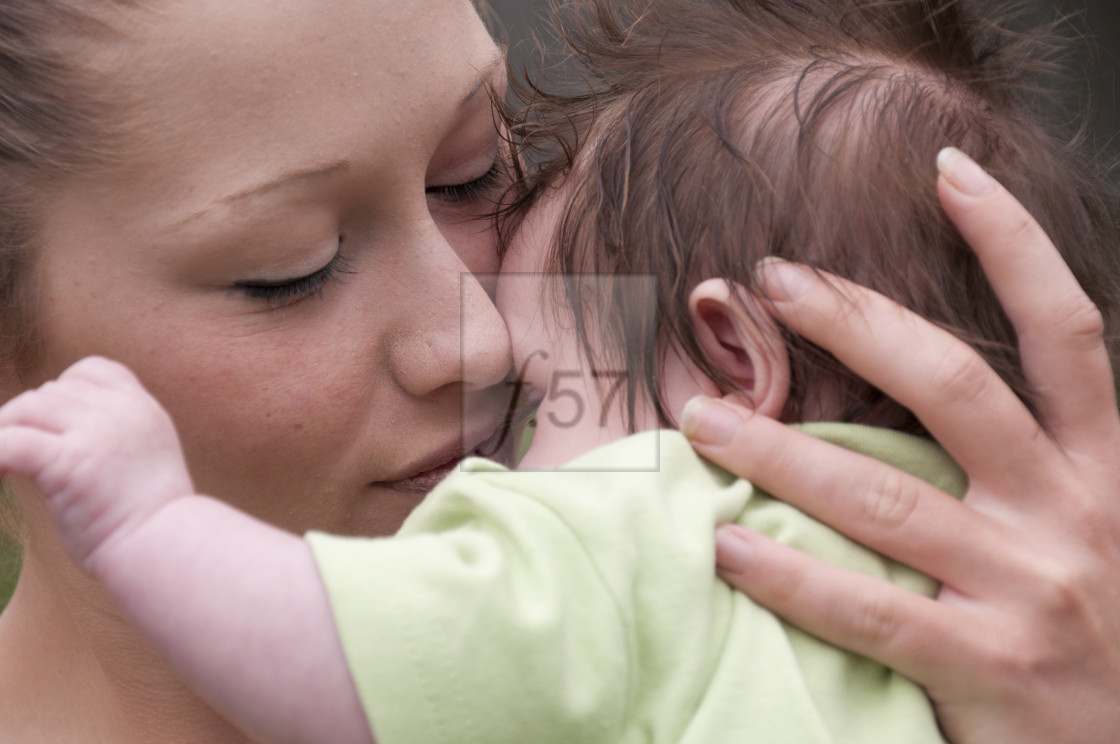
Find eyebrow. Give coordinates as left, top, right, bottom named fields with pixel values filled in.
left=165, top=56, right=503, bottom=233
left=462, top=52, right=506, bottom=105
left=168, top=160, right=351, bottom=230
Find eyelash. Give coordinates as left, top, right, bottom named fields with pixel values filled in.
left=426, top=161, right=507, bottom=204
left=231, top=159, right=506, bottom=308
left=235, top=249, right=355, bottom=308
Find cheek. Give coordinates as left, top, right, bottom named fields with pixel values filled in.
left=156, top=347, right=340, bottom=463
left=32, top=287, right=396, bottom=533
left=502, top=186, right=569, bottom=277
left=138, top=314, right=407, bottom=532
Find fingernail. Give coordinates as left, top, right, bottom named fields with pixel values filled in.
left=715, top=526, right=753, bottom=571
left=757, top=258, right=812, bottom=302
left=681, top=396, right=742, bottom=447
left=937, top=147, right=995, bottom=197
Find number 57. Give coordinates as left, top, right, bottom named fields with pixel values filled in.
left=545, top=369, right=627, bottom=429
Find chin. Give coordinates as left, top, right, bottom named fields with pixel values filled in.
left=331, top=485, right=433, bottom=537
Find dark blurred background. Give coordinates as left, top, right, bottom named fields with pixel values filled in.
left=487, top=0, right=1119, bottom=169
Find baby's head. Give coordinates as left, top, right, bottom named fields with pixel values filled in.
left=501, top=0, right=1119, bottom=435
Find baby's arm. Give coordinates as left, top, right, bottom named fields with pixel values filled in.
left=0, top=357, right=372, bottom=744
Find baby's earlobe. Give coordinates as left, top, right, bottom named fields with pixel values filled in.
left=688, top=279, right=790, bottom=419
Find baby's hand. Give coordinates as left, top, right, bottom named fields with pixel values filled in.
left=0, top=356, right=193, bottom=572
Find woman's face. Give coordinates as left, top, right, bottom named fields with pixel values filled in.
left=19, top=0, right=513, bottom=536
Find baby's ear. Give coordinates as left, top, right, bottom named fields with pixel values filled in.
left=688, top=278, right=790, bottom=418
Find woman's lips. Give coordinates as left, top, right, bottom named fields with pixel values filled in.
left=375, top=424, right=509, bottom=496
left=381, top=457, right=461, bottom=495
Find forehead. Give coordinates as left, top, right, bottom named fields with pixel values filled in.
left=127, top=0, right=484, bottom=103
left=80, top=0, right=498, bottom=226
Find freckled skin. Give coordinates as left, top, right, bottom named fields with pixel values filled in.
left=25, top=0, right=512, bottom=538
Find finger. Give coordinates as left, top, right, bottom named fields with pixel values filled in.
left=60, top=355, right=144, bottom=391
left=0, top=379, right=111, bottom=433
left=0, top=426, right=62, bottom=479
left=714, top=524, right=974, bottom=688
left=936, top=148, right=1119, bottom=448
left=682, top=397, right=1010, bottom=592
left=0, top=388, right=73, bottom=433
left=757, top=261, right=1053, bottom=494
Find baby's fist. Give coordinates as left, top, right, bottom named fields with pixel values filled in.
left=0, top=356, right=194, bottom=571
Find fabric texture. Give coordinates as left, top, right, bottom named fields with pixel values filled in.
left=308, top=423, right=964, bottom=744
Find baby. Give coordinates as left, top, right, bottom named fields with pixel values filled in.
left=1, top=1, right=1116, bottom=744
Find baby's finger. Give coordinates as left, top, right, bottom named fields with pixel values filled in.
left=683, top=399, right=1009, bottom=593
left=59, top=356, right=145, bottom=391
left=757, top=262, right=1049, bottom=499
left=0, top=377, right=115, bottom=433
left=0, top=388, right=73, bottom=434
left=0, top=426, right=62, bottom=479
left=714, top=524, right=970, bottom=688
left=936, top=149, right=1119, bottom=447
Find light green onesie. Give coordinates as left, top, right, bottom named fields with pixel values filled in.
left=308, top=423, right=963, bottom=744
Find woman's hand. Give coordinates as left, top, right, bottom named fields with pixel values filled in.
left=683, top=149, right=1120, bottom=744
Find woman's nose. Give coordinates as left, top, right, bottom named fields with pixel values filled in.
left=390, top=252, right=511, bottom=399
left=459, top=269, right=512, bottom=391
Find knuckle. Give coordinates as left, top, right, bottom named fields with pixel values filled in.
left=829, top=284, right=877, bottom=330
left=1050, top=488, right=1117, bottom=554
left=971, top=627, right=1037, bottom=683
left=859, top=468, right=921, bottom=533
left=1031, top=557, right=1096, bottom=624
left=849, top=585, right=899, bottom=646
left=736, top=421, right=786, bottom=472
left=977, top=560, right=1103, bottom=683
left=929, top=345, right=993, bottom=408
left=63, top=356, right=103, bottom=379
left=800, top=278, right=872, bottom=336
left=38, top=380, right=66, bottom=400
left=1050, top=293, right=1106, bottom=353
left=1007, top=211, right=1043, bottom=246
left=987, top=626, right=1068, bottom=686
left=766, top=556, right=810, bottom=608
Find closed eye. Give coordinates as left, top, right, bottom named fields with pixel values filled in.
left=426, top=161, right=507, bottom=204
left=234, top=249, right=355, bottom=309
